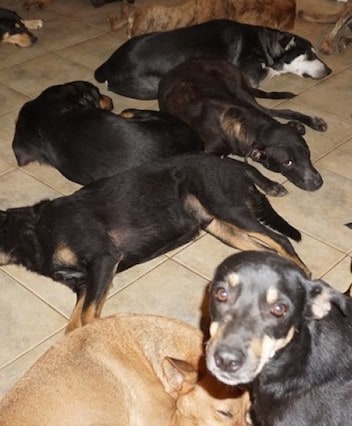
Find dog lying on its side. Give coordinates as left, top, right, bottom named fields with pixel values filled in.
left=0, top=154, right=308, bottom=332
left=0, top=314, right=250, bottom=425
left=206, top=251, right=352, bottom=426
left=158, top=58, right=325, bottom=191
left=0, top=7, right=42, bottom=47
left=94, top=19, right=331, bottom=100
left=12, top=81, right=203, bottom=185
left=23, top=0, right=126, bottom=10
left=125, top=0, right=296, bottom=38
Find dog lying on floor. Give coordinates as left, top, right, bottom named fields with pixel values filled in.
left=12, top=80, right=202, bottom=185
left=0, top=154, right=308, bottom=332
left=0, top=314, right=250, bottom=425
left=299, top=0, right=352, bottom=54
left=0, top=7, right=42, bottom=47
left=206, top=251, right=352, bottom=426
left=95, top=19, right=331, bottom=100
left=125, top=0, right=296, bottom=38
left=158, top=58, right=326, bottom=192
left=22, top=0, right=126, bottom=10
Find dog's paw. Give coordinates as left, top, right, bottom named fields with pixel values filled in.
left=287, top=120, right=306, bottom=135
left=23, top=19, right=43, bottom=30
left=311, top=117, right=328, bottom=132
left=267, top=182, right=288, bottom=197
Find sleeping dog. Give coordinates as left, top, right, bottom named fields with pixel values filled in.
left=0, top=154, right=308, bottom=332
left=0, top=7, right=42, bottom=47
left=158, top=58, right=325, bottom=191
left=12, top=81, right=202, bottom=185
left=94, top=19, right=332, bottom=100
left=206, top=251, right=352, bottom=426
left=0, top=314, right=249, bottom=425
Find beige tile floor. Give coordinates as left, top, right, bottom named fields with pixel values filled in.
left=0, top=0, right=351, bottom=396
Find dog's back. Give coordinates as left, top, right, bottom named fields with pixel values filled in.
left=0, top=314, right=249, bottom=425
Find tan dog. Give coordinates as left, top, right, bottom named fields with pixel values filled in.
left=0, top=314, right=249, bottom=425
left=125, top=0, right=296, bottom=38
left=299, top=0, right=352, bottom=54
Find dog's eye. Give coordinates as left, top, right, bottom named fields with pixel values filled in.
left=216, top=409, right=233, bottom=419
left=282, top=160, right=293, bottom=167
left=214, top=287, right=228, bottom=302
left=270, top=303, right=287, bottom=317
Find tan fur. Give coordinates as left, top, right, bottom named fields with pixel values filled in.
left=23, top=0, right=52, bottom=10
left=2, top=33, right=33, bottom=47
left=0, top=314, right=249, bottom=425
left=126, top=0, right=296, bottom=38
left=299, top=0, right=352, bottom=54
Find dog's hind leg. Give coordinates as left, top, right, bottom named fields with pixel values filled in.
left=66, top=289, right=86, bottom=333
left=81, top=253, right=121, bottom=326
left=205, top=218, right=310, bottom=277
left=266, top=107, right=328, bottom=132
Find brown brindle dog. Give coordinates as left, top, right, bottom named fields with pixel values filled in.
left=0, top=314, right=250, bottom=426
left=125, top=0, right=296, bottom=38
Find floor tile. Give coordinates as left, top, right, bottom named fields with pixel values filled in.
left=0, top=269, right=66, bottom=368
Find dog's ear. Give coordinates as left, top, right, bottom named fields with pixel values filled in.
left=249, top=147, right=266, bottom=162
left=305, top=279, right=348, bottom=320
left=279, top=35, right=296, bottom=52
left=161, top=356, right=198, bottom=395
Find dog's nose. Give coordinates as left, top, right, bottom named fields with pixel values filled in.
left=31, top=35, right=38, bottom=44
left=214, top=347, right=244, bottom=372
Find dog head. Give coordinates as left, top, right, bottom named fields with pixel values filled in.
left=206, top=251, right=347, bottom=386
left=265, top=31, right=331, bottom=79
left=162, top=357, right=249, bottom=425
left=0, top=8, right=37, bottom=47
left=248, top=123, right=323, bottom=191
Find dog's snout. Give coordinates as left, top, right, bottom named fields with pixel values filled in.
left=214, top=347, right=244, bottom=373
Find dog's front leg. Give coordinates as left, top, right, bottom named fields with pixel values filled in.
left=81, top=253, right=121, bottom=326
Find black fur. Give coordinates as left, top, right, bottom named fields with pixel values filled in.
left=12, top=81, right=203, bottom=185
left=158, top=58, right=325, bottom=191
left=0, top=155, right=307, bottom=330
left=206, top=251, right=352, bottom=426
left=94, top=19, right=331, bottom=100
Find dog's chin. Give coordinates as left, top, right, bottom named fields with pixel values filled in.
left=207, top=364, right=256, bottom=387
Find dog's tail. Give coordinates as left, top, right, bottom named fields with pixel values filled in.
left=252, top=193, right=301, bottom=242
left=298, top=10, right=340, bottom=24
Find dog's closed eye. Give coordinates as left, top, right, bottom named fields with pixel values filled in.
left=216, top=409, right=233, bottom=419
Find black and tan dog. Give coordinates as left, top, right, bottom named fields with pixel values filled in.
left=206, top=251, right=352, bottom=425
left=0, top=314, right=249, bottom=425
left=158, top=58, right=325, bottom=191
left=0, top=154, right=308, bottom=332
left=94, top=19, right=332, bottom=100
left=12, top=81, right=202, bottom=185
left=0, top=7, right=42, bottom=47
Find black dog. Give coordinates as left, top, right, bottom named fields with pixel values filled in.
left=158, top=58, right=325, bottom=191
left=206, top=251, right=352, bottom=426
left=0, top=154, right=308, bottom=332
left=94, top=19, right=332, bottom=100
left=0, top=7, right=42, bottom=47
left=12, top=81, right=203, bottom=185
